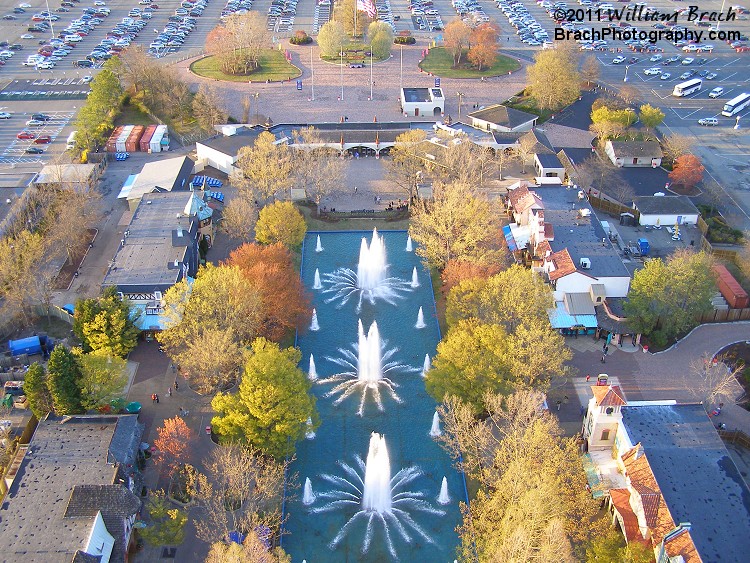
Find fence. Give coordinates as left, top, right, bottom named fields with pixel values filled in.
left=588, top=193, right=640, bottom=222
left=33, top=305, right=74, bottom=326
left=699, top=308, right=750, bottom=323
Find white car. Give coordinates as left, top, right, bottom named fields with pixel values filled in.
left=644, top=67, right=661, bottom=75
left=682, top=57, right=694, bottom=65
left=698, top=117, right=718, bottom=126
left=20, top=33, right=34, bottom=39
left=683, top=44, right=699, bottom=52
left=94, top=0, right=106, bottom=4
left=0, top=112, right=11, bottom=119
left=709, top=87, right=724, bottom=98
left=660, top=72, right=671, bottom=80
left=612, top=55, right=626, bottom=64
left=81, top=75, right=93, bottom=83
left=706, top=72, right=718, bottom=80
left=19, top=2, right=31, bottom=7
left=649, top=54, right=662, bottom=62
left=36, top=61, right=55, bottom=69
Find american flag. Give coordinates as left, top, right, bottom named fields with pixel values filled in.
left=356, top=0, right=377, bottom=18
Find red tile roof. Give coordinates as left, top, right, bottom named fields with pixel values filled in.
left=547, top=248, right=576, bottom=281
left=610, top=488, right=647, bottom=545
left=664, top=528, right=703, bottom=563
left=591, top=385, right=627, bottom=407
left=508, top=184, right=543, bottom=214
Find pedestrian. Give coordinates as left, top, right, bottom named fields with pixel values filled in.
left=178, top=406, right=184, bottom=416
left=155, top=394, right=159, bottom=404
left=174, top=380, right=179, bottom=391
left=556, top=400, right=562, bottom=411
left=586, top=374, right=591, bottom=382
left=601, top=353, right=606, bottom=364
left=167, top=387, right=172, bottom=397
left=151, top=393, right=156, bottom=404
left=354, top=186, right=358, bottom=194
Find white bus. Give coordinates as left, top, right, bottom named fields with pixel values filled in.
left=66, top=131, right=77, bottom=150
left=721, top=93, right=750, bottom=116
left=672, top=78, right=702, bottom=97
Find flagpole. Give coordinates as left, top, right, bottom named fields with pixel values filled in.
left=400, top=45, right=403, bottom=88
left=354, top=0, right=357, bottom=39
left=370, top=47, right=373, bottom=100
left=310, top=44, right=315, bottom=101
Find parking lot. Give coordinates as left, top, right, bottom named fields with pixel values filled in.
left=0, top=102, right=75, bottom=163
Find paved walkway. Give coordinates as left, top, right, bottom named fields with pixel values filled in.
left=550, top=322, right=750, bottom=436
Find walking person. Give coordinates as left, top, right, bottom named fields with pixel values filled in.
left=151, top=393, right=156, bottom=404
left=167, top=387, right=172, bottom=397
left=155, top=394, right=159, bottom=404
left=174, top=380, right=179, bottom=391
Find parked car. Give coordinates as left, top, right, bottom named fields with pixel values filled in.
left=660, top=72, right=671, bottom=80
left=33, top=135, right=52, bottom=143
left=682, top=57, right=695, bottom=65
left=16, top=131, right=36, bottom=139
left=644, top=67, right=661, bottom=75
left=612, top=55, right=626, bottom=64
left=0, top=112, right=11, bottom=119
left=698, top=117, right=719, bottom=126
left=709, top=87, right=724, bottom=98
left=25, top=146, right=45, bottom=154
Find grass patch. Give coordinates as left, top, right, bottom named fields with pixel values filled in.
left=504, top=92, right=555, bottom=122
left=419, top=47, right=519, bottom=78
left=320, top=42, right=388, bottom=64
left=296, top=203, right=411, bottom=232
left=430, top=268, right=448, bottom=337
left=190, top=49, right=302, bottom=82
left=114, top=103, right=153, bottom=127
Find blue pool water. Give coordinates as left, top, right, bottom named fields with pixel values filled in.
left=283, top=230, right=462, bottom=563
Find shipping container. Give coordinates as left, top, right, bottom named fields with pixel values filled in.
left=140, top=125, right=157, bottom=152
left=125, top=125, right=145, bottom=153
left=149, top=128, right=164, bottom=153
left=106, top=125, right=124, bottom=152
left=713, top=264, right=749, bottom=309
left=116, top=125, right=134, bottom=153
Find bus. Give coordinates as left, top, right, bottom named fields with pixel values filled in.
left=672, top=78, right=702, bottom=97
left=721, top=93, right=750, bottom=116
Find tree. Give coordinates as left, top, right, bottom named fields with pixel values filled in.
left=440, top=259, right=504, bottom=295
left=687, top=355, right=743, bottom=410
left=46, top=183, right=102, bottom=269
left=575, top=155, right=620, bottom=192
left=77, top=353, right=129, bottom=411
left=190, top=443, right=288, bottom=545
left=515, top=133, right=538, bottom=174
left=226, top=243, right=311, bottom=341
left=586, top=529, right=653, bottom=563
left=140, top=490, right=188, bottom=546
left=159, top=264, right=263, bottom=392
left=625, top=250, right=715, bottom=345
left=661, top=133, right=694, bottom=166
left=233, top=131, right=293, bottom=201
left=154, top=417, right=195, bottom=476
left=669, top=154, right=704, bottom=189
left=255, top=201, right=307, bottom=249
left=74, top=287, right=139, bottom=358
left=24, top=362, right=53, bottom=420
left=292, top=128, right=345, bottom=214
left=408, top=181, right=504, bottom=270
left=46, top=345, right=83, bottom=415
left=617, top=85, right=640, bottom=107
left=334, top=0, right=371, bottom=37
left=527, top=48, right=581, bottom=111
left=468, top=23, right=498, bottom=70
left=193, top=84, right=228, bottom=131
left=444, top=19, right=472, bottom=66
left=220, top=195, right=258, bottom=241
left=590, top=106, right=637, bottom=139
left=384, top=129, right=427, bottom=202
left=0, top=229, right=48, bottom=323
left=206, top=532, right=290, bottom=563
left=639, top=103, right=665, bottom=131
left=368, top=21, right=394, bottom=59
left=211, top=338, right=319, bottom=458
left=73, top=63, right=123, bottom=150
left=580, top=55, right=600, bottom=86
left=494, top=147, right=518, bottom=180
left=438, top=389, right=603, bottom=561
left=205, top=12, right=270, bottom=75
left=317, top=21, right=346, bottom=58
left=739, top=234, right=750, bottom=281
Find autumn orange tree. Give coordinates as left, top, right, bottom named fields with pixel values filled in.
left=444, top=19, right=471, bottom=67
left=468, top=23, right=498, bottom=71
left=441, top=258, right=504, bottom=295
left=154, top=417, right=195, bottom=476
left=669, top=154, right=704, bottom=189
left=226, top=242, right=311, bottom=341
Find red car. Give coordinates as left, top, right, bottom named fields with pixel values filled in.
left=16, top=131, right=35, bottom=140
left=33, top=135, right=52, bottom=144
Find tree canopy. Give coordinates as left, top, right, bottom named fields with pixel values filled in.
left=154, top=416, right=195, bottom=476
left=140, top=490, right=188, bottom=546
left=639, top=103, right=665, bottom=131
left=232, top=131, right=293, bottom=201
left=367, top=21, right=394, bottom=59
left=625, top=250, right=715, bottom=346
left=74, top=286, right=140, bottom=358
left=317, top=21, right=346, bottom=58
left=77, top=353, right=129, bottom=411
left=443, top=19, right=471, bottom=67
left=211, top=338, right=319, bottom=458
left=292, top=127, right=345, bottom=213
left=467, top=23, right=499, bottom=71
left=527, top=48, right=581, bottom=111
left=24, top=362, right=53, bottom=420
left=205, top=12, right=269, bottom=75
left=669, top=154, right=704, bottom=189
left=384, top=128, right=428, bottom=202
left=46, top=346, right=83, bottom=415
left=255, top=201, right=307, bottom=249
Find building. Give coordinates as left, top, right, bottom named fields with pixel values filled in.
left=196, top=125, right=263, bottom=174
left=116, top=155, right=194, bottom=211
left=102, top=191, right=212, bottom=333
left=632, top=195, right=700, bottom=226
left=605, top=140, right=663, bottom=168
left=466, top=104, right=538, bottom=132
left=534, top=153, right=566, bottom=179
left=34, top=163, right=103, bottom=188
left=582, top=388, right=750, bottom=562
left=399, top=87, right=444, bottom=117
left=0, top=415, right=144, bottom=563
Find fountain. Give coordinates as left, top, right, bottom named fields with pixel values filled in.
left=316, top=235, right=323, bottom=252
left=406, top=235, right=413, bottom=252
left=313, top=268, right=322, bottom=290
left=310, top=309, right=320, bottom=331
left=303, top=478, right=316, bottom=505
left=312, top=433, right=444, bottom=558
left=411, top=267, right=419, bottom=288
left=322, top=229, right=413, bottom=311
left=308, top=354, right=318, bottom=381
left=415, top=307, right=426, bottom=329
left=320, top=320, right=417, bottom=415
left=422, top=354, right=431, bottom=377
left=437, top=477, right=450, bottom=505
left=429, top=411, right=442, bottom=437
left=305, top=416, right=316, bottom=440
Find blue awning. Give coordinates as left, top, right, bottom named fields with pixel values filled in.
left=548, top=302, right=598, bottom=329
left=502, top=225, right=518, bottom=252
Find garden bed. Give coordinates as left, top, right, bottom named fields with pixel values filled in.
left=51, top=228, right=98, bottom=290
left=190, top=50, right=301, bottom=82
left=418, top=47, right=519, bottom=78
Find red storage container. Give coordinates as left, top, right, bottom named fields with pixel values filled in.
left=125, top=125, right=145, bottom=153
left=713, top=264, right=750, bottom=309
left=140, top=125, right=157, bottom=152
left=106, top=125, right=123, bottom=153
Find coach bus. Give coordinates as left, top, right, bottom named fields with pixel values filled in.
left=672, top=78, right=702, bottom=97
left=721, top=93, right=750, bottom=117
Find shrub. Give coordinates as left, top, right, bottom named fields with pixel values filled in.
left=395, top=36, right=416, bottom=45
left=290, top=31, right=312, bottom=45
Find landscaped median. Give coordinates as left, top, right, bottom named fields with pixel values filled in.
left=418, top=47, right=520, bottom=79
left=190, top=49, right=302, bottom=82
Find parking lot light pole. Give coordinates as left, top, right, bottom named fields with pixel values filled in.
left=456, top=91, right=465, bottom=121
left=310, top=45, right=315, bottom=101
left=340, top=45, right=344, bottom=101
left=45, top=0, right=55, bottom=41
left=624, top=65, right=630, bottom=82
left=718, top=0, right=726, bottom=31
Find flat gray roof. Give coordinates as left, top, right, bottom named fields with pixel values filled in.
left=633, top=195, right=700, bottom=216
left=198, top=126, right=262, bottom=157
left=402, top=87, right=432, bottom=102
left=541, top=186, right=631, bottom=279
left=622, top=404, right=750, bottom=563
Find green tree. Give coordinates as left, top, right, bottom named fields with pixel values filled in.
left=384, top=128, right=427, bottom=203
left=73, top=62, right=123, bottom=150
left=625, top=250, right=715, bottom=345
left=317, top=21, right=346, bottom=58
left=527, top=48, right=581, bottom=111
left=368, top=21, right=394, bottom=59
left=206, top=531, right=290, bottom=563
left=211, top=338, right=319, bottom=458
left=408, top=181, right=504, bottom=270
left=74, top=287, right=139, bottom=358
left=140, top=490, right=188, bottom=546
left=23, top=362, right=53, bottom=419
left=586, top=529, right=653, bottom=563
left=334, top=0, right=371, bottom=37
left=426, top=320, right=514, bottom=413
left=255, top=201, right=307, bottom=249
left=77, top=353, right=129, bottom=411
left=639, top=103, right=665, bottom=131
left=232, top=131, right=293, bottom=201
left=46, top=346, right=83, bottom=415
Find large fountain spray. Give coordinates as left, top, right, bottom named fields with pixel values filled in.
left=311, top=433, right=445, bottom=558
left=320, top=320, right=417, bottom=415
left=322, top=229, right=413, bottom=311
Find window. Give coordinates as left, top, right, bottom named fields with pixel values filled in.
left=605, top=407, right=614, bottom=415
left=601, top=429, right=610, bottom=441
left=154, top=291, right=162, bottom=300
